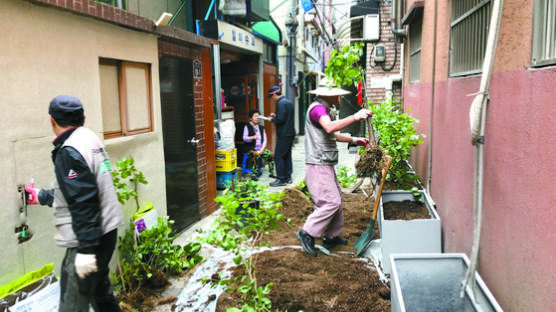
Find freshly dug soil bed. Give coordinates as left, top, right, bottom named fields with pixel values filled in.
left=216, top=249, right=390, bottom=312
left=383, top=200, right=430, bottom=220
left=263, top=188, right=380, bottom=249
left=125, top=187, right=395, bottom=312
left=216, top=188, right=390, bottom=311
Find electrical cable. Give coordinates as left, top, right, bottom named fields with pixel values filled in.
left=380, top=42, right=397, bottom=71
left=310, top=0, right=336, bottom=48
left=368, top=45, right=376, bottom=68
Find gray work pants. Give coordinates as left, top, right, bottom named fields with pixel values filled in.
left=302, top=164, right=344, bottom=238
left=59, top=229, right=121, bottom=312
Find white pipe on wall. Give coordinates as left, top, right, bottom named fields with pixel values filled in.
left=461, top=0, right=505, bottom=300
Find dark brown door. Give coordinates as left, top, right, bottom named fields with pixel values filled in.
left=159, top=56, right=200, bottom=233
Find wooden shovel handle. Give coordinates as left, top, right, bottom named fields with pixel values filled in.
left=371, top=156, right=392, bottom=220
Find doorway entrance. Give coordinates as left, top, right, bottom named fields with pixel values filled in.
left=159, top=56, right=200, bottom=233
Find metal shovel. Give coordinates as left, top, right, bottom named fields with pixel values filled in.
left=353, top=156, right=391, bottom=256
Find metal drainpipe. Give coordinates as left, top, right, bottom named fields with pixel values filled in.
left=461, top=0, right=505, bottom=300
left=285, top=2, right=298, bottom=106
left=391, top=0, right=407, bottom=38
left=427, top=0, right=438, bottom=193
left=213, top=44, right=222, bottom=121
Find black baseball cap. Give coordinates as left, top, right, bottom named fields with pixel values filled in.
left=48, top=95, right=84, bottom=120
left=267, top=86, right=280, bottom=98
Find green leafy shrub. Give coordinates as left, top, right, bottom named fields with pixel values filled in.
left=411, top=187, right=424, bottom=203
left=325, top=43, right=377, bottom=143
left=199, top=180, right=286, bottom=311
left=293, top=178, right=312, bottom=202
left=325, top=43, right=365, bottom=87
left=371, top=99, right=425, bottom=189
left=111, top=157, right=203, bottom=294
left=112, top=157, right=148, bottom=210
left=336, top=165, right=358, bottom=188
left=114, top=218, right=203, bottom=293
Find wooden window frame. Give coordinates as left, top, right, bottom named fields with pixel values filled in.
left=101, top=59, right=154, bottom=139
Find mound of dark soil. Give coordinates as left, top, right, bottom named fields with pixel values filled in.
left=117, top=267, right=169, bottom=311
left=216, top=188, right=390, bottom=311
left=383, top=200, right=430, bottom=220
left=132, top=185, right=411, bottom=312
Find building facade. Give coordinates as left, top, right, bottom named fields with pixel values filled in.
left=0, top=0, right=217, bottom=284
left=398, top=0, right=556, bottom=310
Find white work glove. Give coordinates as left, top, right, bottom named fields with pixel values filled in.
left=75, top=253, right=98, bottom=278
left=354, top=109, right=372, bottom=121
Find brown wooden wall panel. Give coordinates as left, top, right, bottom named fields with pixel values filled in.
left=263, top=64, right=277, bottom=153
left=201, top=47, right=217, bottom=215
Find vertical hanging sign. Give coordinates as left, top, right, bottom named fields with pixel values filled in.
left=193, top=59, right=202, bottom=79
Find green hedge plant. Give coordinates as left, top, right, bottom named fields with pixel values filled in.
left=111, top=157, right=203, bottom=295
left=371, top=99, right=425, bottom=189
left=115, top=218, right=203, bottom=293
left=199, top=180, right=286, bottom=312
left=336, top=165, right=358, bottom=188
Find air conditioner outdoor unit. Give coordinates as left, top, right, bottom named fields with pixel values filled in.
left=363, top=14, right=380, bottom=42
left=219, top=0, right=247, bottom=16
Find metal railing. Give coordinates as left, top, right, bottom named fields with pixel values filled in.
left=449, top=0, right=491, bottom=76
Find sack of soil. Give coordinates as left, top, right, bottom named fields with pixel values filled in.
left=0, top=264, right=58, bottom=312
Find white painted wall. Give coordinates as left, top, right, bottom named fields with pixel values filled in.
left=0, top=0, right=166, bottom=285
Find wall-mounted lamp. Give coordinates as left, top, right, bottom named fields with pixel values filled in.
left=155, top=12, right=173, bottom=27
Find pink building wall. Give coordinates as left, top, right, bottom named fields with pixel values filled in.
left=403, top=0, right=556, bottom=311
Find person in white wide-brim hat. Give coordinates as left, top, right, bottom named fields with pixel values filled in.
left=296, top=78, right=372, bottom=257
left=307, top=78, right=352, bottom=96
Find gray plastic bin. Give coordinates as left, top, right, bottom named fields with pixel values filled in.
left=390, top=253, right=503, bottom=312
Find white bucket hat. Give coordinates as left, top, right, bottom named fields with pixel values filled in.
left=307, top=78, right=351, bottom=96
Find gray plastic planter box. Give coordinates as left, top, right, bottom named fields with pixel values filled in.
left=378, top=190, right=441, bottom=274
left=390, top=253, right=503, bottom=312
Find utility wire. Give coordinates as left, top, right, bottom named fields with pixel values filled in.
left=310, top=0, right=337, bottom=48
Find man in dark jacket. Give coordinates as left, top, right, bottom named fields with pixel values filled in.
left=25, top=95, right=123, bottom=312
left=267, top=86, right=296, bottom=186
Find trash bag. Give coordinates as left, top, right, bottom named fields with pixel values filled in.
left=217, top=119, right=236, bottom=151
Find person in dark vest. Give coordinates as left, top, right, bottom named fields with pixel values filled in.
left=25, top=95, right=123, bottom=311
left=296, top=80, right=371, bottom=257
left=242, top=109, right=274, bottom=181
left=267, top=86, right=296, bottom=187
